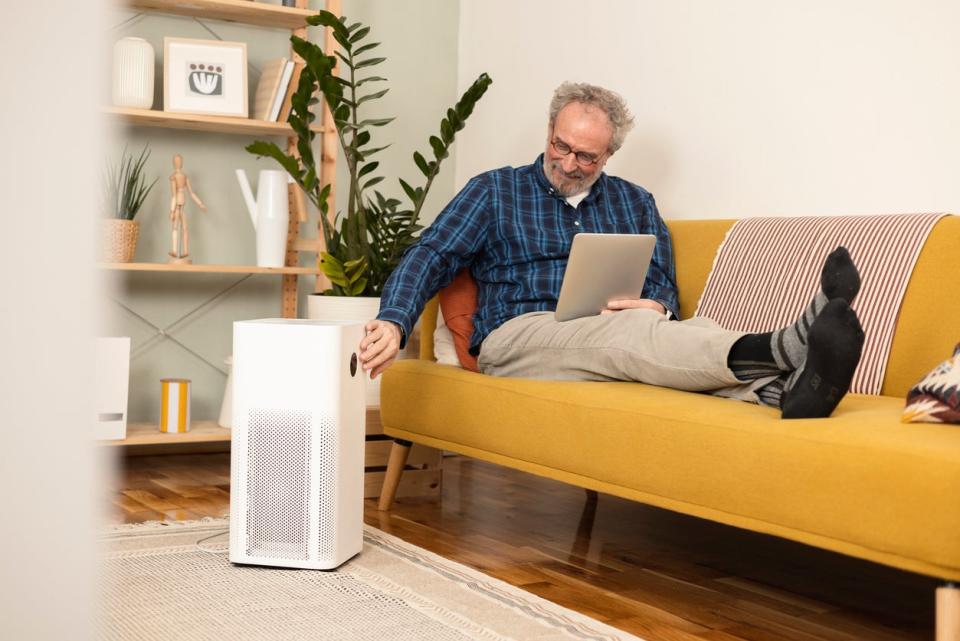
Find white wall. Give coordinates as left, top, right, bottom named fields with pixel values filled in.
left=341, top=0, right=461, bottom=227
left=455, top=0, right=960, bottom=218
left=0, top=2, right=101, bottom=640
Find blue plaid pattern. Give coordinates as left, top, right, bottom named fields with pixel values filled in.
left=378, top=154, right=679, bottom=353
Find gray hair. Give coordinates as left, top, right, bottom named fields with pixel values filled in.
left=548, top=82, right=635, bottom=154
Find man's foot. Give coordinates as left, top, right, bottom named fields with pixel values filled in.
left=728, top=247, right=860, bottom=381
left=780, top=298, right=865, bottom=419
left=820, top=246, right=861, bottom=303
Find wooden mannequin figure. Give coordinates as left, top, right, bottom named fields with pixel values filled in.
left=168, top=154, right=207, bottom=264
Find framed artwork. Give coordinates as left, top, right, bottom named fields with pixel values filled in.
left=163, top=37, right=248, bottom=117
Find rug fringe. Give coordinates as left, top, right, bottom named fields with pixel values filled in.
left=103, top=516, right=229, bottom=534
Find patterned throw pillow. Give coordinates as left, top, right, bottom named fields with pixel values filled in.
left=902, top=344, right=960, bottom=424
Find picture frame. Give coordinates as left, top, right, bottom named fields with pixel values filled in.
left=163, top=37, right=248, bottom=118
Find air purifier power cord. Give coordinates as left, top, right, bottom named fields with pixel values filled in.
left=195, top=528, right=229, bottom=555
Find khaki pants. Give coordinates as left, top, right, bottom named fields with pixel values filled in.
left=477, top=310, right=776, bottom=403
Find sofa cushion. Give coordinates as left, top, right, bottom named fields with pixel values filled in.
left=382, top=359, right=960, bottom=579
left=438, top=269, right=479, bottom=372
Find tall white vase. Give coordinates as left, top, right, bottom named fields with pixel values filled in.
left=307, top=295, right=382, bottom=406
left=112, top=37, right=155, bottom=109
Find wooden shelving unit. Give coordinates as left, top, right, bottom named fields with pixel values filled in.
left=106, top=0, right=342, bottom=452
left=103, top=420, right=231, bottom=447
left=101, top=262, right=321, bottom=275
left=126, top=0, right=315, bottom=29
left=104, top=408, right=380, bottom=450
left=106, top=106, right=325, bottom=137
left=111, top=0, right=337, bottom=315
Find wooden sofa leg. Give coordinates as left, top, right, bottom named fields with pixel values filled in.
left=571, top=489, right=599, bottom=560
left=378, top=439, right=412, bottom=511
left=938, top=583, right=960, bottom=641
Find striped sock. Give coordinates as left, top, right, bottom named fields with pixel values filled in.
left=781, top=299, right=865, bottom=418
left=756, top=374, right=787, bottom=408
left=728, top=247, right=860, bottom=383
left=769, top=291, right=829, bottom=372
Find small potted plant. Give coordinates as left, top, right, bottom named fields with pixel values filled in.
left=102, top=144, right=157, bottom=263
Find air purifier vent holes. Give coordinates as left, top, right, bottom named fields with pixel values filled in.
left=246, top=408, right=312, bottom=561
left=317, top=416, right=338, bottom=561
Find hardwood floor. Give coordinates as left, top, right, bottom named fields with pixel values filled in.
left=106, top=451, right=937, bottom=641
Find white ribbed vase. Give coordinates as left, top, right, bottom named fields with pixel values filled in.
left=306, top=295, right=382, bottom=407
left=112, top=37, right=154, bottom=109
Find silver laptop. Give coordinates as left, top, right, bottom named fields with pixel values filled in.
left=554, top=233, right=657, bottom=322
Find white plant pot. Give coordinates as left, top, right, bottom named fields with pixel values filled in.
left=112, top=37, right=155, bottom=109
left=306, top=295, right=382, bottom=406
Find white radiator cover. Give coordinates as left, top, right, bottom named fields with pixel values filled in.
left=229, top=319, right=366, bottom=570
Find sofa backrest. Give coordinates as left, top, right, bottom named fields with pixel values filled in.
left=420, top=216, right=959, bottom=398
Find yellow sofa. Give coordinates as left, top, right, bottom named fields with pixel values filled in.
left=378, top=216, right=960, bottom=626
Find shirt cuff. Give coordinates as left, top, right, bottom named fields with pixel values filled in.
left=653, top=299, right=678, bottom=320
left=376, top=310, right=410, bottom=349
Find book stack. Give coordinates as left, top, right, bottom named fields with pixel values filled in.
left=252, top=57, right=304, bottom=122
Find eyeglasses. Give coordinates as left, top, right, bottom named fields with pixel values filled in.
left=550, top=138, right=605, bottom=167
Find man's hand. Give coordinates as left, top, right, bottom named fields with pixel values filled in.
left=601, top=298, right=666, bottom=315
left=359, top=320, right=403, bottom=379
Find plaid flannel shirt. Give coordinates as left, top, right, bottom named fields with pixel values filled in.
left=377, top=154, right=679, bottom=353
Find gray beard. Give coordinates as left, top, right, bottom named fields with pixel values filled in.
left=544, top=159, right=601, bottom=197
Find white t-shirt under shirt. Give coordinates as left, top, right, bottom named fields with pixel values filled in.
left=565, top=189, right=590, bottom=209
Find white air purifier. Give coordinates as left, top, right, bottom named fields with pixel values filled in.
left=229, top=318, right=366, bottom=570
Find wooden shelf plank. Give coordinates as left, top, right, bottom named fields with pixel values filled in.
left=126, top=0, right=316, bottom=29
left=104, top=409, right=382, bottom=447
left=100, top=262, right=320, bottom=275
left=101, top=420, right=232, bottom=446
left=107, top=107, right=324, bottom=136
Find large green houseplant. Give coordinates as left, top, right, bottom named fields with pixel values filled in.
left=246, top=10, right=492, bottom=297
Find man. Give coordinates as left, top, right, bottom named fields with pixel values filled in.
left=360, top=82, right=864, bottom=419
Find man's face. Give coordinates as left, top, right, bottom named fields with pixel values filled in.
left=543, top=102, right=613, bottom=197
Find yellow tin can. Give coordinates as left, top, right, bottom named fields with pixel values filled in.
left=160, top=378, right=191, bottom=433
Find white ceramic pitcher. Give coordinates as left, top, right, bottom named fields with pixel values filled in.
left=236, top=169, right=290, bottom=268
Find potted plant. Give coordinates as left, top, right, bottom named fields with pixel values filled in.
left=102, top=144, right=157, bottom=263
left=246, top=9, right=491, bottom=308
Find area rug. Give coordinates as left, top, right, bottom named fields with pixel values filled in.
left=99, top=519, right=642, bottom=641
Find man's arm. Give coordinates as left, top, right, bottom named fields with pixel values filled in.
left=639, top=193, right=679, bottom=318
left=360, top=176, right=491, bottom=376
left=602, top=299, right=666, bottom=315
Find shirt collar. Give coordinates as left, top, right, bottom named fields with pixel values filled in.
left=533, top=153, right=606, bottom=205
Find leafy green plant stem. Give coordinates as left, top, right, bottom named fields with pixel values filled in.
left=245, top=9, right=491, bottom=297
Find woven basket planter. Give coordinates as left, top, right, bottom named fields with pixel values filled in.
left=101, top=219, right=140, bottom=263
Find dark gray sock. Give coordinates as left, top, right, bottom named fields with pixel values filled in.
left=756, top=374, right=788, bottom=408
left=729, top=246, right=861, bottom=382
left=771, top=246, right=861, bottom=370
left=781, top=299, right=865, bottom=418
